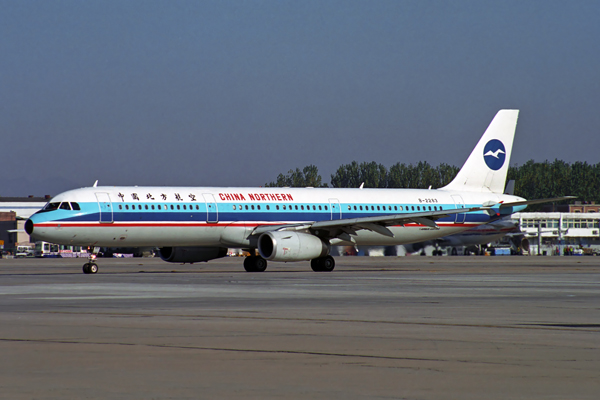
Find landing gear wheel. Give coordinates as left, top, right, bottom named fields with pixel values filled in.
left=89, top=263, right=98, bottom=274
left=254, top=257, right=267, bottom=272
left=451, top=247, right=458, bottom=256
left=311, top=255, right=335, bottom=272
left=83, top=263, right=98, bottom=274
left=243, top=256, right=268, bottom=272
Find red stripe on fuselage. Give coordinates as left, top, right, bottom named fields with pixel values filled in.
left=34, top=222, right=481, bottom=228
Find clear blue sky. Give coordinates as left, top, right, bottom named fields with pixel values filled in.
left=1, top=0, right=599, bottom=196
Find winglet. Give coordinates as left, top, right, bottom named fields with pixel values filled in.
left=93, top=180, right=98, bottom=188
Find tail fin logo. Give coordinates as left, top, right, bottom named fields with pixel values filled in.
left=483, top=139, right=506, bottom=171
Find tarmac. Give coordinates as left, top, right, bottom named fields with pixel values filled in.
left=1, top=255, right=599, bottom=399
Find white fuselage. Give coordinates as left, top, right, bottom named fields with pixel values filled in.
left=27, top=186, right=524, bottom=248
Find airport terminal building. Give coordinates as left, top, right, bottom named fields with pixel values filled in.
left=0, top=196, right=49, bottom=253
left=512, top=202, right=600, bottom=255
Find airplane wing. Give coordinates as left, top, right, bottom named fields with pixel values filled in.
left=251, top=206, right=490, bottom=242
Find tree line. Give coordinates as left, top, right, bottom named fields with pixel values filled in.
left=266, top=160, right=600, bottom=210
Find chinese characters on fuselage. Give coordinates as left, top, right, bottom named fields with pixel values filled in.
left=116, top=192, right=294, bottom=203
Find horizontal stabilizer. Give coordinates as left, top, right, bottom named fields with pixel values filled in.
left=499, top=196, right=576, bottom=209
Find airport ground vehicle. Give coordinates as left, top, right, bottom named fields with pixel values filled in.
left=34, top=241, right=86, bottom=258
left=15, top=245, right=34, bottom=258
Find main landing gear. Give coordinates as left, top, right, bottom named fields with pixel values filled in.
left=242, top=255, right=336, bottom=272
left=83, top=247, right=99, bottom=274
left=244, top=255, right=268, bottom=272
left=310, top=255, right=335, bottom=272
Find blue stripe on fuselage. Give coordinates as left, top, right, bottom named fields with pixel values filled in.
left=30, top=201, right=493, bottom=225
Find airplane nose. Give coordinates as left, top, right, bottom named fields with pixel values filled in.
left=25, top=219, right=34, bottom=235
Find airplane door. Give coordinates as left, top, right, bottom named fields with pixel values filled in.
left=203, top=193, right=218, bottom=223
left=329, top=198, right=342, bottom=220
left=451, top=195, right=466, bottom=224
left=95, top=192, right=113, bottom=223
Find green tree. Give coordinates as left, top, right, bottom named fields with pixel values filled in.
left=265, top=165, right=327, bottom=187
left=330, top=161, right=387, bottom=188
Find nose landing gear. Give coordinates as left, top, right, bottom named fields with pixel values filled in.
left=82, top=248, right=99, bottom=274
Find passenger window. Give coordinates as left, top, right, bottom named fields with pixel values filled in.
left=282, top=205, right=286, bottom=210
left=325, top=206, right=328, bottom=211
left=71, top=202, right=81, bottom=210
left=257, top=205, right=261, bottom=210
left=233, top=205, right=237, bottom=210
left=196, top=205, right=199, bottom=210
left=295, top=205, right=298, bottom=210
left=170, top=205, right=174, bottom=210
left=151, top=205, right=155, bottom=210
left=428, top=206, right=432, bottom=211
left=125, top=205, right=129, bottom=210
left=177, top=205, right=180, bottom=210
left=118, top=205, right=122, bottom=210
left=266, top=205, right=270, bottom=210
left=359, top=206, right=363, bottom=211
left=183, top=205, right=187, bottom=210
left=145, top=205, right=149, bottom=210
left=245, top=205, right=249, bottom=210
left=313, top=205, right=316, bottom=210
left=138, top=205, right=142, bottom=210
left=377, top=206, right=380, bottom=211
left=319, top=205, right=322, bottom=210
left=251, top=205, right=255, bottom=210
left=276, top=205, right=280, bottom=210
left=371, top=206, right=374, bottom=211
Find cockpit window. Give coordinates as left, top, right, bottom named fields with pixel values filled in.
left=41, top=202, right=61, bottom=212
left=71, top=202, right=81, bottom=210
left=59, top=202, right=72, bottom=210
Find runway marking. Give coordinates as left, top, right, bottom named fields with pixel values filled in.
left=0, top=337, right=521, bottom=367
left=20, top=310, right=600, bottom=332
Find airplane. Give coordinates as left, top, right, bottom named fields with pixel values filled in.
left=401, top=181, right=524, bottom=256
left=25, top=110, right=571, bottom=274
left=403, top=216, right=522, bottom=255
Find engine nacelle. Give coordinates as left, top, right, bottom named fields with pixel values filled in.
left=158, top=246, right=228, bottom=263
left=258, top=231, right=329, bottom=262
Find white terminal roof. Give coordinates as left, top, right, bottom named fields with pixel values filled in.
left=0, top=198, right=47, bottom=219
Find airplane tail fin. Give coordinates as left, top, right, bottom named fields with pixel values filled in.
left=441, top=110, right=519, bottom=194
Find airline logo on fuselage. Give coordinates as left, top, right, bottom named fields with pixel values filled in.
left=219, top=192, right=294, bottom=202
left=483, top=139, right=506, bottom=171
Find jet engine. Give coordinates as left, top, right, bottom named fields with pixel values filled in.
left=158, top=246, right=228, bottom=263
left=258, top=231, right=329, bottom=262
